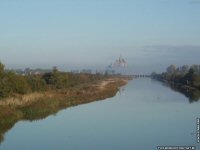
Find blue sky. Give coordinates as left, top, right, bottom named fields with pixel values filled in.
left=0, top=0, right=200, bottom=74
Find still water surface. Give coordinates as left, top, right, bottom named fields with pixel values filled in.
left=1, top=78, right=200, bottom=150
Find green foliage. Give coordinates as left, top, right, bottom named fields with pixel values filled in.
left=13, top=75, right=31, bottom=94
left=0, top=66, right=13, bottom=97
left=0, top=61, right=106, bottom=99
left=0, top=76, right=12, bottom=98
left=152, top=64, right=200, bottom=90
left=0, top=62, right=5, bottom=73
left=0, top=70, right=31, bottom=97
left=166, top=64, right=176, bottom=74
left=26, top=76, right=47, bottom=92
left=192, top=74, right=200, bottom=88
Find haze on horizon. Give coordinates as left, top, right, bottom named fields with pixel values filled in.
left=0, top=0, right=200, bottom=74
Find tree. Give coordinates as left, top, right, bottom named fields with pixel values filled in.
left=0, top=62, right=5, bottom=74
left=166, top=64, right=176, bottom=74
left=27, top=76, right=47, bottom=92
left=52, top=66, right=58, bottom=74
left=0, top=76, right=11, bottom=98
left=182, top=68, right=195, bottom=85
left=181, top=65, right=189, bottom=74
left=190, top=64, right=199, bottom=73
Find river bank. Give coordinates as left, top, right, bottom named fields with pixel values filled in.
left=152, top=77, right=198, bottom=91
left=151, top=65, right=200, bottom=92
left=0, top=77, right=129, bottom=142
left=0, top=77, right=128, bottom=107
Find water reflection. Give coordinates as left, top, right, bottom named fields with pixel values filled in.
left=0, top=86, right=120, bottom=144
left=117, top=87, right=125, bottom=96
left=159, top=80, right=200, bottom=103
left=1, top=78, right=200, bottom=150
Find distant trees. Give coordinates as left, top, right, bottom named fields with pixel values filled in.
left=152, top=64, right=200, bottom=90
left=0, top=64, right=31, bottom=98
left=190, top=64, right=200, bottom=73
left=27, top=76, right=47, bottom=92
left=0, top=62, right=11, bottom=97
left=167, top=64, right=176, bottom=74
left=0, top=62, right=4, bottom=73
left=42, top=67, right=68, bottom=89
left=165, top=64, right=198, bottom=74
left=0, top=62, right=106, bottom=99
left=180, top=65, right=189, bottom=74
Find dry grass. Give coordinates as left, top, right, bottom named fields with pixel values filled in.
left=0, top=77, right=128, bottom=107
left=0, top=77, right=128, bottom=143
left=0, top=93, right=49, bottom=106
left=97, top=78, right=127, bottom=89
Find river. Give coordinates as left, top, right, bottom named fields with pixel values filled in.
left=1, top=78, right=200, bottom=150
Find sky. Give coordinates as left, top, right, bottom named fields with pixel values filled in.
left=0, top=0, right=200, bottom=74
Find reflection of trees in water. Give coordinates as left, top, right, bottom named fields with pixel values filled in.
left=117, top=87, right=126, bottom=96
left=0, top=98, right=83, bottom=144
left=0, top=108, right=23, bottom=143
left=0, top=98, right=87, bottom=144
left=0, top=120, right=16, bottom=143
left=162, top=83, right=200, bottom=103
left=0, top=85, right=121, bottom=144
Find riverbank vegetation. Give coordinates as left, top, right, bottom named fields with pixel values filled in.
left=0, top=61, right=129, bottom=143
left=151, top=64, right=200, bottom=90
left=0, top=62, right=107, bottom=99
left=151, top=64, right=200, bottom=101
left=0, top=77, right=127, bottom=143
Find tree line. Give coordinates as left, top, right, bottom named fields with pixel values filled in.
left=0, top=62, right=106, bottom=99
left=151, top=64, right=200, bottom=90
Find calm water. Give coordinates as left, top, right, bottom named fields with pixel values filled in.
left=1, top=78, right=200, bottom=150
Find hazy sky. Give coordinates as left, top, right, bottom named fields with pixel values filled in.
left=0, top=0, right=200, bottom=74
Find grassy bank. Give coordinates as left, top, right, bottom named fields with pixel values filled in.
left=0, top=77, right=128, bottom=143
